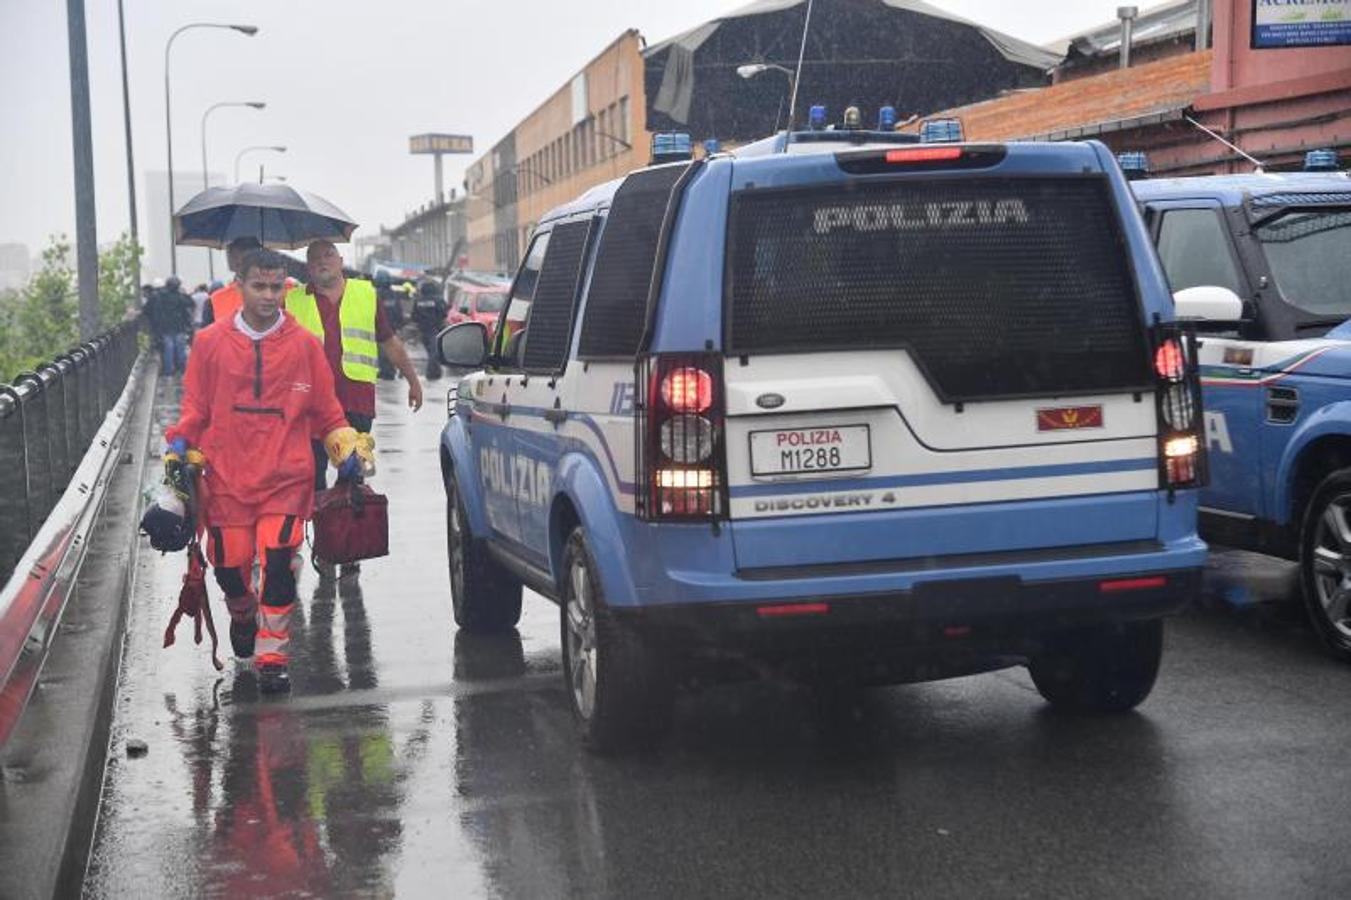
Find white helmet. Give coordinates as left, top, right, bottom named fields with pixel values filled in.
left=151, top=277, right=166, bottom=288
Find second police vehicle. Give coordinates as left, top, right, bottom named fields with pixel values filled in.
left=437, top=111, right=1209, bottom=750
left=1129, top=149, right=1351, bottom=661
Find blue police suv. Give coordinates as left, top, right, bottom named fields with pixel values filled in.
left=437, top=123, right=1208, bottom=750
left=1132, top=151, right=1351, bottom=661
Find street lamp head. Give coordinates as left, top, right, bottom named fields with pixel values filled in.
left=231, top=25, right=259, bottom=36
left=737, top=64, right=767, bottom=79
left=272, top=146, right=287, bottom=153
left=246, top=101, right=266, bottom=110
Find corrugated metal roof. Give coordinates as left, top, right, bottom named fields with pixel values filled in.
left=911, top=49, right=1213, bottom=142
left=1050, top=0, right=1197, bottom=58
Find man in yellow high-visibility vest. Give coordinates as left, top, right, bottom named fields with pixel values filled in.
left=286, top=241, right=422, bottom=575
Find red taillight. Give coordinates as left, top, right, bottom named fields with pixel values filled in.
left=1153, top=327, right=1206, bottom=491
left=885, top=146, right=963, bottom=164
left=1154, top=339, right=1184, bottom=381
left=1099, top=576, right=1167, bottom=593
left=643, top=354, right=727, bottom=520
left=756, top=602, right=830, bottom=618
left=660, top=367, right=713, bottom=413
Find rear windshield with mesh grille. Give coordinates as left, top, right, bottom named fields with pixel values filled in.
left=578, top=164, right=689, bottom=358
left=725, top=176, right=1150, bottom=402
left=521, top=219, right=591, bottom=372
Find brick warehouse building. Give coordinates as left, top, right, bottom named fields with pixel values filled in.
left=909, top=0, right=1351, bottom=175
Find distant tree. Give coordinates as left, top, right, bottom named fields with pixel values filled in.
left=97, top=232, right=142, bottom=329
left=0, top=234, right=145, bottom=381
left=9, top=236, right=78, bottom=379
left=0, top=287, right=21, bottom=381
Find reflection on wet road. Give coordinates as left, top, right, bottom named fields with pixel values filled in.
left=84, top=377, right=1351, bottom=897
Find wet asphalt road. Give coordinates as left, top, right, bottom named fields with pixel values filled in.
left=82, top=375, right=1351, bottom=899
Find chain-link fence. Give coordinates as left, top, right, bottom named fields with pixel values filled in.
left=0, top=322, right=143, bottom=587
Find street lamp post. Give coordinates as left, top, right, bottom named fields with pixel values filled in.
left=737, top=62, right=796, bottom=134
left=234, top=145, right=286, bottom=183
left=202, top=102, right=265, bottom=191
left=200, top=101, right=265, bottom=279
left=116, top=0, right=139, bottom=290
left=164, top=22, right=258, bottom=275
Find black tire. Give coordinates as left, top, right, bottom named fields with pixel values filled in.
left=1298, top=468, right=1351, bottom=662
left=560, top=527, right=672, bottom=752
left=446, top=475, right=522, bottom=633
left=1028, top=619, right=1163, bottom=713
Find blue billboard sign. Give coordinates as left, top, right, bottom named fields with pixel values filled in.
left=1252, top=0, right=1351, bottom=48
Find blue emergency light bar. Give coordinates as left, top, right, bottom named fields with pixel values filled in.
left=1117, top=151, right=1151, bottom=180
left=703, top=138, right=721, bottom=156
left=808, top=105, right=827, bottom=130
left=651, top=132, right=693, bottom=164
left=920, top=118, right=963, bottom=143
left=1305, top=149, right=1341, bottom=172
left=878, top=106, right=897, bottom=131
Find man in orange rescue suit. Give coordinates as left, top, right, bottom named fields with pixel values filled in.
left=166, top=248, right=375, bottom=694
left=286, top=241, right=421, bottom=575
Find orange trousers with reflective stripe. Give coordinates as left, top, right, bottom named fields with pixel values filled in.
left=206, top=514, right=304, bottom=667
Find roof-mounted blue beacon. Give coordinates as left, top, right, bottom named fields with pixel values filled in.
left=1117, top=151, right=1151, bottom=180
left=878, top=105, right=897, bottom=131
left=651, top=132, right=693, bottom=165
left=1305, top=148, right=1340, bottom=172
left=808, top=104, right=827, bottom=131
left=920, top=118, right=963, bottom=143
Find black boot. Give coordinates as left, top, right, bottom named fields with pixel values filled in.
left=258, top=662, right=291, bottom=695
left=229, top=620, right=257, bottom=659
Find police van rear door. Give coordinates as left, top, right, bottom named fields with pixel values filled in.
left=720, top=144, right=1162, bottom=570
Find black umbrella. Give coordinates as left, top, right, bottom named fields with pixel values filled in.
left=173, top=183, right=357, bottom=250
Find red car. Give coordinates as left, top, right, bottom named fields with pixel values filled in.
left=445, top=279, right=521, bottom=340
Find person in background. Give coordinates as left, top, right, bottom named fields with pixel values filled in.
left=190, top=283, right=210, bottom=335
left=285, top=240, right=422, bottom=578
left=205, top=236, right=264, bottom=326
left=412, top=279, right=446, bottom=381
left=145, top=275, right=194, bottom=377
left=165, top=248, right=373, bottom=693
left=373, top=271, right=405, bottom=381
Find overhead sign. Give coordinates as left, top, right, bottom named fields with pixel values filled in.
left=409, top=133, right=474, bottom=155
left=1252, top=0, right=1351, bottom=48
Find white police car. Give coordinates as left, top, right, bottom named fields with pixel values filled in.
left=438, top=119, right=1207, bottom=750
left=1132, top=149, right=1351, bottom=660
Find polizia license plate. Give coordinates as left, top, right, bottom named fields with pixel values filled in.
left=749, top=425, right=872, bottom=476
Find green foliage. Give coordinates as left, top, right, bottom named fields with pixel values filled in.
left=98, top=232, right=142, bottom=330
left=0, top=233, right=143, bottom=382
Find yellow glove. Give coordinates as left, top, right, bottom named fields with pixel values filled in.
left=323, top=427, right=376, bottom=476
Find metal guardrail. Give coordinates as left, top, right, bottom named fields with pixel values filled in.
left=0, top=322, right=146, bottom=747
left=0, top=323, right=141, bottom=587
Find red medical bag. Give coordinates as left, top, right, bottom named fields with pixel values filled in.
left=312, top=481, right=389, bottom=564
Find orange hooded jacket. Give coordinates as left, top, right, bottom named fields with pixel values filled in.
left=167, top=314, right=347, bottom=526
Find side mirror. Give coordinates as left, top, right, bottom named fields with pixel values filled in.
left=1173, top=285, right=1246, bottom=324
left=438, top=321, right=489, bottom=369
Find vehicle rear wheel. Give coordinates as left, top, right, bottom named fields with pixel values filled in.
left=1299, top=469, right=1351, bottom=663
left=1028, top=619, right=1163, bottom=713
left=446, top=475, right=522, bottom=633
left=560, top=526, right=672, bottom=752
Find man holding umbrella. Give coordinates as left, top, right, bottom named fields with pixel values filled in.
left=164, top=248, right=374, bottom=693
left=287, top=241, right=421, bottom=576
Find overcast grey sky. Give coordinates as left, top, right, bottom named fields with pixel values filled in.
left=0, top=0, right=1143, bottom=257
